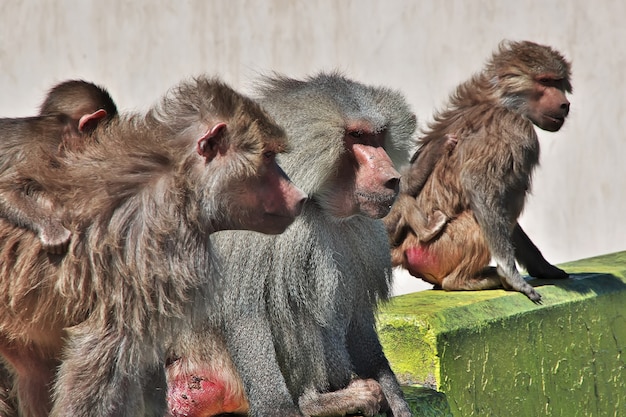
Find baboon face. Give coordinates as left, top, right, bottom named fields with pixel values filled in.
left=527, top=75, right=570, bottom=132
left=232, top=156, right=307, bottom=235
left=327, top=124, right=401, bottom=220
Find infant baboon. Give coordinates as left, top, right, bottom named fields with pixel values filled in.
left=385, top=133, right=458, bottom=246
left=0, top=80, right=117, bottom=253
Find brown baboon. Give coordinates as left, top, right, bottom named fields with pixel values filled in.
left=165, top=72, right=416, bottom=417
left=384, top=40, right=572, bottom=302
left=0, top=80, right=117, bottom=417
left=0, top=76, right=306, bottom=417
left=0, top=80, right=117, bottom=254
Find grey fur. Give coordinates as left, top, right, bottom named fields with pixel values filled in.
left=179, top=72, right=416, bottom=416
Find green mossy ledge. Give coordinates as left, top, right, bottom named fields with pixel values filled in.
left=379, top=251, right=626, bottom=417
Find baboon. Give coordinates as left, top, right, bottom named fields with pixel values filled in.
left=0, top=80, right=117, bottom=254
left=0, top=76, right=306, bottom=417
left=0, top=80, right=117, bottom=417
left=39, top=79, right=118, bottom=148
left=384, top=133, right=458, bottom=245
left=384, top=40, right=572, bottom=302
left=166, top=72, right=416, bottom=417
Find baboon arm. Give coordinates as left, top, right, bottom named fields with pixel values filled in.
left=463, top=181, right=515, bottom=265
left=51, top=325, right=146, bottom=417
left=513, top=223, right=568, bottom=279
left=385, top=196, right=445, bottom=247
left=0, top=185, right=70, bottom=254
left=464, top=180, right=541, bottom=301
left=403, top=134, right=457, bottom=197
left=403, top=145, right=436, bottom=196
left=346, top=317, right=412, bottom=417
left=224, top=315, right=302, bottom=416
left=383, top=196, right=412, bottom=247
left=0, top=188, right=47, bottom=231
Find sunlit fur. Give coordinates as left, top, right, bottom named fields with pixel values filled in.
left=255, top=72, right=416, bottom=197
left=385, top=40, right=572, bottom=302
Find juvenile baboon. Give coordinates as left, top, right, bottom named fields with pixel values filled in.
left=166, top=72, right=416, bottom=417
left=384, top=133, right=458, bottom=245
left=0, top=76, right=306, bottom=417
left=384, top=40, right=572, bottom=302
left=0, top=80, right=117, bottom=253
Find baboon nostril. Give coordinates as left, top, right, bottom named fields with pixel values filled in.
left=386, top=177, right=400, bottom=191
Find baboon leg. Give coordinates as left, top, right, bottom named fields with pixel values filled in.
left=513, top=223, right=568, bottom=279
left=0, top=341, right=57, bottom=417
left=419, top=210, right=448, bottom=243
left=441, top=266, right=503, bottom=291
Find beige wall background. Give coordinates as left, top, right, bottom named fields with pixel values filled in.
left=1, top=0, right=623, bottom=294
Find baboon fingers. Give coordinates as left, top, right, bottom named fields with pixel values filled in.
left=299, top=379, right=384, bottom=417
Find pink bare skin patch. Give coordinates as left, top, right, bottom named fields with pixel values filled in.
left=404, top=245, right=443, bottom=285
left=167, top=373, right=247, bottom=417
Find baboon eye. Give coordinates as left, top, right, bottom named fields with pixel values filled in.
left=538, top=77, right=559, bottom=87
left=349, top=131, right=363, bottom=138
left=263, top=151, right=275, bottom=160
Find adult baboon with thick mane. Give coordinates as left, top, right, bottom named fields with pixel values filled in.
left=166, top=72, right=417, bottom=417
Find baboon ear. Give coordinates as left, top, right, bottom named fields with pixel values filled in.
left=78, top=109, right=108, bottom=133
left=197, top=122, right=227, bottom=162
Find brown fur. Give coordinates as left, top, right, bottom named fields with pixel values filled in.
left=0, top=75, right=305, bottom=417
left=0, top=80, right=118, bottom=255
left=39, top=79, right=118, bottom=151
left=0, top=362, right=16, bottom=417
left=384, top=40, right=572, bottom=301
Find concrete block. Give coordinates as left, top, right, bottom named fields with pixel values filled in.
left=378, top=251, right=626, bottom=416
left=401, top=386, right=453, bottom=417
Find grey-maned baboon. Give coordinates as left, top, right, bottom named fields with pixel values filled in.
left=384, top=40, right=572, bottom=302
left=166, top=72, right=416, bottom=417
left=0, top=76, right=306, bottom=417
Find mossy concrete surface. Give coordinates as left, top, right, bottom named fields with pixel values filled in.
left=399, top=386, right=453, bottom=417
left=378, top=251, right=626, bottom=417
